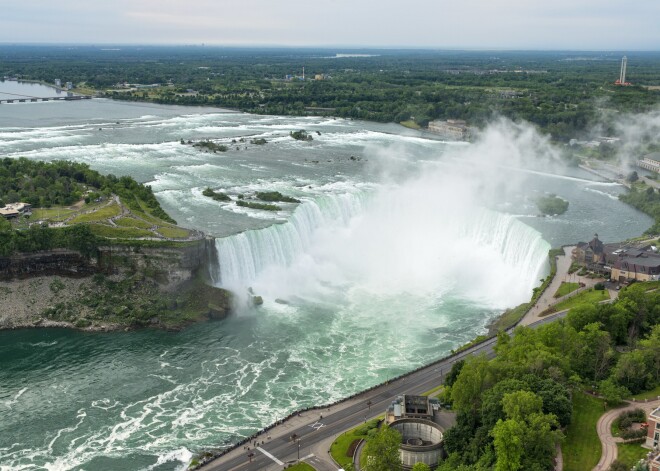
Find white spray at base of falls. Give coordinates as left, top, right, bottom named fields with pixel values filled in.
left=213, top=177, right=551, bottom=311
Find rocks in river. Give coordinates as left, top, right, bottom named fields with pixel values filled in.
left=274, top=299, right=289, bottom=305
left=252, top=295, right=263, bottom=306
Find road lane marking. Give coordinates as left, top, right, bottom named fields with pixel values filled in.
left=308, top=421, right=325, bottom=430
left=256, top=446, right=283, bottom=465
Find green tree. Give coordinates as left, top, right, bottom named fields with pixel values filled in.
left=451, top=355, right=494, bottom=413
left=491, top=419, right=524, bottom=471
left=598, top=379, right=630, bottom=405
left=363, top=425, right=402, bottom=471
left=411, top=463, right=431, bottom=471
left=501, top=391, right=543, bottom=422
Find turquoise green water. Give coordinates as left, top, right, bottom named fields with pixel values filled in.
left=0, top=97, right=652, bottom=470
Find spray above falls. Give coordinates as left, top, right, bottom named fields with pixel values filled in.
left=213, top=161, right=551, bottom=311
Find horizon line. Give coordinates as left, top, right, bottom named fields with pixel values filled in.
left=0, top=42, right=659, bottom=53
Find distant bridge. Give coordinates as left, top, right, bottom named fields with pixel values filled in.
left=0, top=91, right=93, bottom=104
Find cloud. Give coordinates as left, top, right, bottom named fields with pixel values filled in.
left=0, top=0, right=659, bottom=48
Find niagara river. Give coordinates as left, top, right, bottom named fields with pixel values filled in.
left=0, top=98, right=653, bottom=471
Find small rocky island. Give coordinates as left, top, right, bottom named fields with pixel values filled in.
left=536, top=194, right=569, bottom=216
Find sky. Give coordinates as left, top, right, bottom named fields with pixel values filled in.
left=0, top=0, right=659, bottom=50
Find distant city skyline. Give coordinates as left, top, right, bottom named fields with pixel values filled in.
left=1, top=0, right=659, bottom=50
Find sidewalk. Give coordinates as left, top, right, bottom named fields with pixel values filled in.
left=521, top=245, right=601, bottom=326
left=593, top=398, right=660, bottom=471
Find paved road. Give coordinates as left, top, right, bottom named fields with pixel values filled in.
left=593, top=398, right=660, bottom=471
left=199, top=312, right=568, bottom=471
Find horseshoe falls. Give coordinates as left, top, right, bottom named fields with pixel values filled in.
left=0, top=99, right=652, bottom=471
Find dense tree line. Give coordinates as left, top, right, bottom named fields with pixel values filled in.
left=0, top=221, right=100, bottom=257
left=619, top=184, right=660, bottom=235
left=2, top=47, right=660, bottom=141
left=0, top=158, right=176, bottom=255
left=438, top=283, right=660, bottom=470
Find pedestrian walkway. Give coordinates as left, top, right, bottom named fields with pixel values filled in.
left=593, top=398, right=660, bottom=471
left=521, top=245, right=609, bottom=326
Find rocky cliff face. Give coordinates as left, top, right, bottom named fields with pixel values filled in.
left=0, top=238, right=231, bottom=331
left=97, top=239, right=213, bottom=291
left=0, top=249, right=99, bottom=280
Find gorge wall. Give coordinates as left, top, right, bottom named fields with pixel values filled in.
left=0, top=238, right=231, bottom=330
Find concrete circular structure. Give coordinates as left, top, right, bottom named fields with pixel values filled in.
left=390, top=418, right=444, bottom=470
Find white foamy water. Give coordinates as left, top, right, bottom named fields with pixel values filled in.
left=0, top=98, right=652, bottom=471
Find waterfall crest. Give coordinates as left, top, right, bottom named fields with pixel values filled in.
left=213, top=188, right=550, bottom=307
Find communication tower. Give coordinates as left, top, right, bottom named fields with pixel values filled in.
left=614, top=56, right=631, bottom=86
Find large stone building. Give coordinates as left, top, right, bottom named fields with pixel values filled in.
left=610, top=248, right=660, bottom=282
left=573, top=233, right=606, bottom=267
left=638, top=153, right=660, bottom=174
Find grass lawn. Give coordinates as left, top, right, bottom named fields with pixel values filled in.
left=400, top=120, right=421, bottom=130
left=630, top=384, right=660, bottom=401
left=70, top=203, right=121, bottom=223
left=554, top=282, right=580, bottom=298
left=31, top=207, right=78, bottom=222
left=88, top=225, right=153, bottom=239
left=330, top=419, right=379, bottom=469
left=423, top=385, right=444, bottom=398
left=156, top=225, right=191, bottom=239
left=616, top=442, right=648, bottom=468
left=284, top=463, right=316, bottom=471
left=114, top=217, right=153, bottom=229
left=548, top=288, right=610, bottom=314
left=490, top=302, right=530, bottom=332
left=562, top=392, right=604, bottom=471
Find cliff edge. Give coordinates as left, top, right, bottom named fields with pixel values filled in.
left=0, top=239, right=232, bottom=331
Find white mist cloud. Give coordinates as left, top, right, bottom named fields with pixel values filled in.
left=225, top=119, right=561, bottom=311
left=612, top=109, right=660, bottom=167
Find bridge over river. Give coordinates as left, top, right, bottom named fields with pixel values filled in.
left=0, top=91, right=93, bottom=104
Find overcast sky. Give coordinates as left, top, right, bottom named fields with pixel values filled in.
left=0, top=0, right=658, bottom=50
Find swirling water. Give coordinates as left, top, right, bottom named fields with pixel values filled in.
left=0, top=97, right=652, bottom=470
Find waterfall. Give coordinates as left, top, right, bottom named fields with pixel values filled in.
left=212, top=186, right=550, bottom=308
left=213, top=191, right=368, bottom=291
left=461, top=211, right=551, bottom=292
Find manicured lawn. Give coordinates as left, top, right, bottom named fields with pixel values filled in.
left=551, top=288, right=610, bottom=313
left=88, top=225, right=153, bottom=239
left=490, top=302, right=530, bottom=332
left=115, top=217, right=153, bottom=229
left=285, top=462, right=316, bottom=471
left=156, top=225, right=191, bottom=239
left=31, top=207, right=78, bottom=222
left=69, top=203, right=121, bottom=223
left=423, top=385, right=444, bottom=398
left=330, top=419, right=379, bottom=469
left=554, top=282, right=580, bottom=298
left=562, top=392, right=603, bottom=471
left=330, top=431, right=361, bottom=469
left=616, top=442, right=648, bottom=468
left=630, top=384, right=660, bottom=401
left=400, top=120, right=421, bottom=130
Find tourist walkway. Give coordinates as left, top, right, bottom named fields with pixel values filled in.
left=521, top=245, right=602, bottom=325
left=593, top=398, right=660, bottom=471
